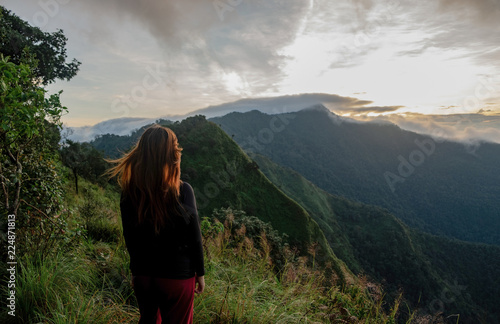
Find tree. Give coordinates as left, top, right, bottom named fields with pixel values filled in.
left=0, top=55, right=66, bottom=217
left=60, top=140, right=84, bottom=194
left=0, top=7, right=79, bottom=257
left=60, top=140, right=110, bottom=193
left=0, top=6, right=81, bottom=84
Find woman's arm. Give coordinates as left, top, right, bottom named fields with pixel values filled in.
left=195, top=275, right=205, bottom=294
left=181, top=183, right=206, bottom=279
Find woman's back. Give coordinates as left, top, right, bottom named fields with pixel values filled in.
left=120, top=182, right=204, bottom=279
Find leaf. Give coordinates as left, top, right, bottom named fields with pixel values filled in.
left=3, top=70, right=13, bottom=79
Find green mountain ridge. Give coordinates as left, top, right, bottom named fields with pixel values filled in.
left=92, top=116, right=350, bottom=282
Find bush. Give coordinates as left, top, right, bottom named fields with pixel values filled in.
left=210, top=207, right=289, bottom=271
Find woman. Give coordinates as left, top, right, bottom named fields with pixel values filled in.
left=108, top=125, right=205, bottom=324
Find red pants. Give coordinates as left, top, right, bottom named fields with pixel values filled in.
left=133, top=276, right=195, bottom=324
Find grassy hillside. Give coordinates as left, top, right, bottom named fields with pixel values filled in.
left=211, top=107, right=500, bottom=246
left=253, top=153, right=500, bottom=323
left=1, top=176, right=403, bottom=323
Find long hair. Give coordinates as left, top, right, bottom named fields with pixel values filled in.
left=107, top=125, right=183, bottom=233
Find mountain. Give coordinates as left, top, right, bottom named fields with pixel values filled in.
left=91, top=116, right=350, bottom=282
left=210, top=106, right=500, bottom=246
left=253, top=153, right=500, bottom=323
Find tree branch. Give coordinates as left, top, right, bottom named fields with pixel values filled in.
left=0, top=162, right=10, bottom=211
left=20, top=199, right=65, bottom=230
left=6, top=148, right=22, bottom=216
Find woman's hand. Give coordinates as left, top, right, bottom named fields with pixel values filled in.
left=195, top=275, right=205, bottom=294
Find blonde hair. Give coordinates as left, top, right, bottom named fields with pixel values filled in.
left=107, top=125, right=183, bottom=232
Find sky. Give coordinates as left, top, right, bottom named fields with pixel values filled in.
left=2, top=0, right=500, bottom=134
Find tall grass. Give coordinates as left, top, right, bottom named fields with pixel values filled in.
left=2, top=178, right=408, bottom=323
left=194, top=213, right=403, bottom=323
left=10, top=248, right=138, bottom=324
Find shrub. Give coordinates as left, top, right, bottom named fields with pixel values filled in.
left=210, top=207, right=289, bottom=271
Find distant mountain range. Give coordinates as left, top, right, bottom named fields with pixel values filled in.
left=65, top=93, right=500, bottom=143
left=66, top=93, right=353, bottom=141
left=211, top=106, right=500, bottom=246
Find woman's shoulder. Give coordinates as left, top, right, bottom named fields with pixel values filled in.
left=180, top=181, right=194, bottom=195
left=180, top=181, right=193, bottom=189
left=179, top=181, right=194, bottom=200
left=179, top=181, right=197, bottom=211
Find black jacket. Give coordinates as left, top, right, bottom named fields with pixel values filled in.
left=120, top=182, right=205, bottom=279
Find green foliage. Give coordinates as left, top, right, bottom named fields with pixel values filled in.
left=210, top=207, right=289, bottom=271
left=60, top=140, right=111, bottom=193
left=0, top=56, right=68, bottom=260
left=0, top=56, right=65, bottom=145
left=201, top=216, right=224, bottom=238
left=0, top=6, right=81, bottom=84
left=194, top=208, right=402, bottom=324
left=0, top=176, right=136, bottom=323
left=74, top=182, right=121, bottom=243
left=13, top=252, right=94, bottom=322
left=1, top=241, right=137, bottom=324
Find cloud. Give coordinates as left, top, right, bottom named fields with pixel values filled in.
left=72, top=0, right=311, bottom=96
left=9, top=0, right=325, bottom=121
left=356, top=112, right=500, bottom=144
left=394, top=0, right=500, bottom=67
left=178, top=92, right=403, bottom=119
left=64, top=117, right=156, bottom=142
left=335, top=105, right=403, bottom=114
left=67, top=93, right=385, bottom=140
left=437, top=0, right=500, bottom=25
left=189, top=93, right=374, bottom=117
left=319, top=0, right=500, bottom=75
left=6, top=0, right=500, bottom=126
left=66, top=93, right=500, bottom=145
